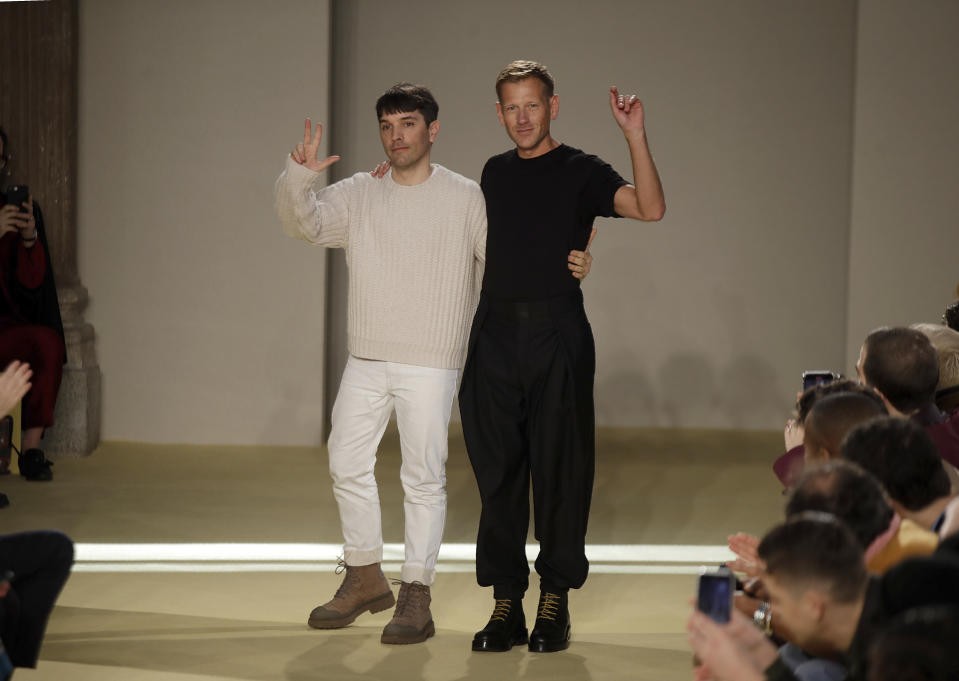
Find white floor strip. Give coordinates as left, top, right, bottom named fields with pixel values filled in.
left=72, top=543, right=733, bottom=575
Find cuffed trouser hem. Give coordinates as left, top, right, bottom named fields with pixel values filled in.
left=343, top=547, right=383, bottom=567
left=400, top=564, right=436, bottom=586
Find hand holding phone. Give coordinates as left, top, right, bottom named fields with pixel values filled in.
left=2, top=185, right=29, bottom=213
left=697, top=567, right=735, bottom=623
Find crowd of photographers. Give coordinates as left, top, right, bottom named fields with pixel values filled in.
left=688, top=296, right=959, bottom=681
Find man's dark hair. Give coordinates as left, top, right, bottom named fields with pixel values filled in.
left=869, top=606, right=959, bottom=681
left=495, top=59, right=555, bottom=100
left=796, top=378, right=885, bottom=424
left=945, top=300, right=959, bottom=332
left=375, top=83, right=438, bottom=126
left=804, top=392, right=887, bottom=457
left=842, top=416, right=950, bottom=512
left=758, top=513, right=867, bottom=603
left=786, top=461, right=894, bottom=550
left=862, top=327, right=939, bottom=413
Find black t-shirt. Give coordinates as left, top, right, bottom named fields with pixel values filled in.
left=480, top=143, right=628, bottom=301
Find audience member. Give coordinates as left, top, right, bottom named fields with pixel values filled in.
left=912, top=322, right=959, bottom=414
left=943, top=298, right=959, bottom=332
left=0, top=126, right=65, bottom=482
left=801, top=393, right=886, bottom=466
left=857, top=327, right=959, bottom=469
left=0, top=530, right=74, bottom=678
left=867, top=606, right=959, bottom=681
left=785, top=461, right=938, bottom=575
left=842, top=417, right=954, bottom=534
left=774, top=379, right=884, bottom=488
left=688, top=514, right=959, bottom=681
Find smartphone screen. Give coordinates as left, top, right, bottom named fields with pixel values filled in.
left=697, top=572, right=733, bottom=623
left=802, top=371, right=838, bottom=392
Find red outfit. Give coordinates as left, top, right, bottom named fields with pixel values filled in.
left=0, top=231, right=65, bottom=429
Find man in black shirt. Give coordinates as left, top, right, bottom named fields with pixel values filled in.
left=461, top=60, right=665, bottom=653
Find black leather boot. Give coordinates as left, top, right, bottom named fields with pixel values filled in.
left=19, top=448, right=53, bottom=481
left=528, top=590, right=570, bottom=652
left=471, top=598, right=528, bottom=652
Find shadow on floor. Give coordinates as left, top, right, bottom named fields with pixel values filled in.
left=41, top=607, right=691, bottom=681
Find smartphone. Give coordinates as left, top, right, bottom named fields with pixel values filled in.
left=2, top=185, right=29, bottom=212
left=697, top=567, right=735, bottom=623
left=802, top=370, right=840, bottom=392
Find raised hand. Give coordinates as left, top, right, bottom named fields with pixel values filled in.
left=568, top=227, right=597, bottom=280
left=609, top=86, right=646, bottom=137
left=0, top=203, right=31, bottom=238
left=290, top=118, right=341, bottom=173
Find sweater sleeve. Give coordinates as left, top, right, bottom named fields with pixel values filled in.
left=274, top=155, right=350, bottom=248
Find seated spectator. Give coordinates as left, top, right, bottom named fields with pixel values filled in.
left=867, top=606, right=959, bottom=681
left=786, top=461, right=938, bottom=575
left=857, top=326, right=959, bottom=469
left=0, top=530, right=74, bottom=678
left=774, top=379, right=885, bottom=488
left=842, top=417, right=955, bottom=534
left=944, top=287, right=959, bottom=332
left=688, top=514, right=959, bottom=681
left=912, top=322, right=959, bottom=414
left=802, top=393, right=886, bottom=467
left=0, top=126, right=65, bottom=481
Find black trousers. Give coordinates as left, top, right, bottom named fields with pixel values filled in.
left=459, top=290, right=595, bottom=599
left=0, top=531, right=74, bottom=668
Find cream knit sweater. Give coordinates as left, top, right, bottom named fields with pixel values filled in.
left=274, top=156, right=486, bottom=369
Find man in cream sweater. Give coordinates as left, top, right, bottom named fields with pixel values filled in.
left=274, top=83, right=592, bottom=645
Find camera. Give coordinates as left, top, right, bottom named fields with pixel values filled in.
left=697, top=566, right=735, bottom=623
left=802, top=370, right=841, bottom=392
left=2, top=185, right=29, bottom=213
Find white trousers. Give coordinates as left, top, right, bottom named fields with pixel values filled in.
left=328, top=355, right=458, bottom=585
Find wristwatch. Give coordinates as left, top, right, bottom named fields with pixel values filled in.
left=753, top=601, right=773, bottom=635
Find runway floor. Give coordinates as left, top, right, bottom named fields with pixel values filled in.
left=1, top=424, right=784, bottom=680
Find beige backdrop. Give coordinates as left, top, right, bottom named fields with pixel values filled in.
left=327, top=0, right=859, bottom=429
left=78, top=0, right=332, bottom=445
left=845, top=0, right=959, bottom=368
left=76, top=1, right=959, bottom=444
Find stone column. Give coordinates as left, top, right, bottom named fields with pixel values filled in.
left=0, top=0, right=100, bottom=456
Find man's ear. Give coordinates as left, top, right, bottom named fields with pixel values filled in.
left=802, top=589, right=827, bottom=623
left=429, top=120, right=440, bottom=142
left=550, top=94, right=559, bottom=120
left=495, top=101, right=505, bottom=127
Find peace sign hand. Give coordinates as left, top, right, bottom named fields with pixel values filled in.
left=290, top=118, right=341, bottom=173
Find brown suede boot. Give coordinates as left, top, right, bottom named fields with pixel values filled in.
left=308, top=561, right=395, bottom=629
left=381, top=581, right=434, bottom=644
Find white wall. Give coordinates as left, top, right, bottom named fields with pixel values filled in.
left=78, top=0, right=333, bottom=445
left=845, top=0, right=959, bottom=367
left=329, top=0, right=858, bottom=429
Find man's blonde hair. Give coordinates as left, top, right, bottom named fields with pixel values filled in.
left=495, top=60, right=555, bottom=100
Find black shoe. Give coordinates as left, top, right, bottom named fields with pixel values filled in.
left=19, top=448, right=53, bottom=482
left=471, top=598, right=528, bottom=652
left=528, top=591, right=570, bottom=652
